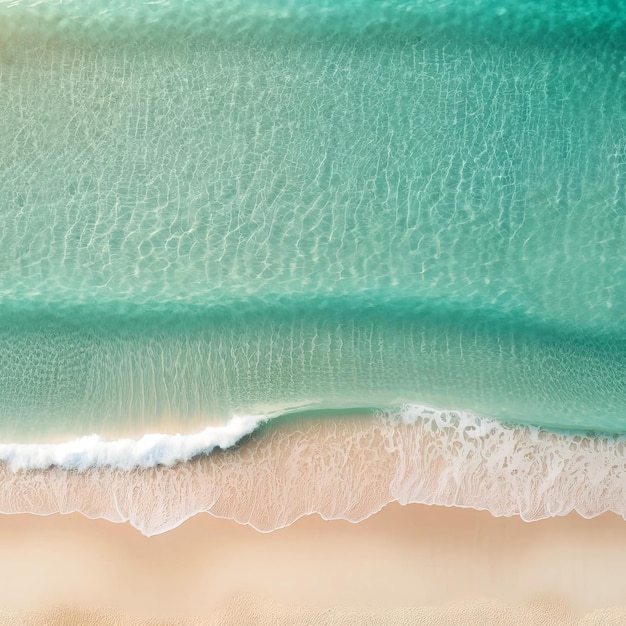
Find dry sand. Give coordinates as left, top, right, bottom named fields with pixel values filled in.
left=0, top=505, right=625, bottom=624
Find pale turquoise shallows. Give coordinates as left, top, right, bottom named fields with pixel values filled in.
left=0, top=0, right=624, bottom=441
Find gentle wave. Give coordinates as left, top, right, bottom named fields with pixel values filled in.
left=3, top=404, right=626, bottom=535
left=1, top=296, right=624, bottom=439
left=0, top=415, right=267, bottom=471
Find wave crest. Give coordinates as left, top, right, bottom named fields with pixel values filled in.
left=0, top=415, right=267, bottom=471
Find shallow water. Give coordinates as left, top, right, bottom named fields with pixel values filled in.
left=0, top=0, right=624, bottom=526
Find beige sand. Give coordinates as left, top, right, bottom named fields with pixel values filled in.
left=0, top=505, right=626, bottom=624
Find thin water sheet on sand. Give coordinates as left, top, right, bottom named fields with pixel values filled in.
left=2, top=407, right=626, bottom=535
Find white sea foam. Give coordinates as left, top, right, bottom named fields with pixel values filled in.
left=1, top=404, right=626, bottom=535
left=0, top=414, right=267, bottom=471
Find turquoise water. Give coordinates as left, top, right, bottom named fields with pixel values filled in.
left=0, top=0, right=624, bottom=448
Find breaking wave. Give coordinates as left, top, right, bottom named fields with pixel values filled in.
left=0, top=414, right=267, bottom=472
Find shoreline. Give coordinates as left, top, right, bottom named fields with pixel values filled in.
left=1, top=504, right=626, bottom=624
left=1, top=408, right=626, bottom=535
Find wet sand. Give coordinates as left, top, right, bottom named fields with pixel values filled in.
left=1, top=504, right=626, bottom=624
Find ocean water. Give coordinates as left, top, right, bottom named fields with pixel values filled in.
left=0, top=0, right=624, bottom=532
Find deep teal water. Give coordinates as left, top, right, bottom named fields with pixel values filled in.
left=0, top=0, right=624, bottom=443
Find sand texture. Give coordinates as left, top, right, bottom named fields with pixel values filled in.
left=0, top=505, right=625, bottom=624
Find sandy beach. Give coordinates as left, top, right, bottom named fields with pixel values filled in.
left=1, top=414, right=626, bottom=625
left=0, top=504, right=625, bottom=624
